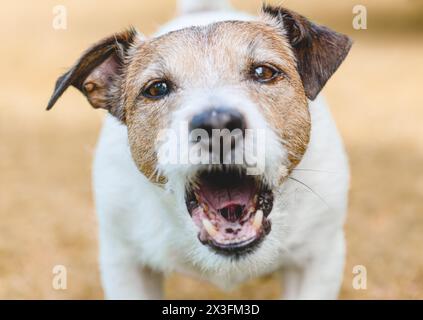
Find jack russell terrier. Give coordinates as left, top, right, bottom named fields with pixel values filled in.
left=47, top=0, right=352, bottom=299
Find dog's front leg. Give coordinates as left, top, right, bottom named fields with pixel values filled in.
left=99, top=232, right=163, bottom=300
left=282, top=231, right=346, bottom=300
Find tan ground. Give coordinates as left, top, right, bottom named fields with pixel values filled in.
left=0, top=0, right=422, bottom=299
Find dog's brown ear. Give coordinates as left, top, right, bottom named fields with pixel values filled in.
left=47, top=28, right=138, bottom=119
left=262, top=5, right=352, bottom=100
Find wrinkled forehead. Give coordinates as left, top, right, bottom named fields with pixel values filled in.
left=129, top=21, right=296, bottom=86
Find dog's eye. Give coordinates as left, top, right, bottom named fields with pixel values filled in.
left=142, top=81, right=170, bottom=99
left=252, top=65, right=281, bottom=83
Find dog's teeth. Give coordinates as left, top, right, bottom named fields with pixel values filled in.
left=253, top=210, right=263, bottom=231
left=253, top=194, right=258, bottom=204
left=194, top=192, right=201, bottom=202
left=202, top=219, right=218, bottom=237
left=202, top=203, right=209, bottom=213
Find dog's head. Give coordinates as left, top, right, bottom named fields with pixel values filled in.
left=48, top=6, right=351, bottom=259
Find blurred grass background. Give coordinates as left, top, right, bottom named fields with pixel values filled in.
left=0, top=0, right=422, bottom=299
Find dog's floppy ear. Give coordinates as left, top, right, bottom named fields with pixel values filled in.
left=262, top=5, right=352, bottom=100
left=46, top=28, right=138, bottom=119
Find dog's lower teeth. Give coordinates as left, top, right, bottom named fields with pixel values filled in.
left=194, top=192, right=201, bottom=202
left=253, top=210, right=263, bottom=231
left=202, top=203, right=209, bottom=212
left=253, top=194, right=258, bottom=204
left=202, top=219, right=218, bottom=237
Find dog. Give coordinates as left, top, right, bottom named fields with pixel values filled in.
left=47, top=0, right=352, bottom=299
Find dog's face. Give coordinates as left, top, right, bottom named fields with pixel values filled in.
left=48, top=6, right=351, bottom=258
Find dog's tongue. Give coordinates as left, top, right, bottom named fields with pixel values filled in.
left=198, top=175, right=256, bottom=210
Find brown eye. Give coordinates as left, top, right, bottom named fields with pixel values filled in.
left=143, top=81, right=170, bottom=99
left=252, top=65, right=281, bottom=83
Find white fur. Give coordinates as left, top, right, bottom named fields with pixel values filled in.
left=178, top=0, right=232, bottom=14
left=93, top=3, right=349, bottom=300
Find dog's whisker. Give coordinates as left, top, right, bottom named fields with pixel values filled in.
left=288, top=176, right=330, bottom=209
left=148, top=167, right=159, bottom=181
left=292, top=168, right=339, bottom=174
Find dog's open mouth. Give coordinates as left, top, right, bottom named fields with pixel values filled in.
left=185, top=166, right=273, bottom=256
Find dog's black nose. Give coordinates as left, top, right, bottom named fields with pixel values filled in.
left=189, top=108, right=246, bottom=137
